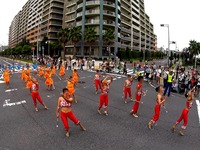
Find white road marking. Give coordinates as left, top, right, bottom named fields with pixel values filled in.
left=3, top=99, right=26, bottom=107
left=113, top=78, right=117, bottom=81
left=5, top=89, right=18, bottom=92
left=195, top=100, right=200, bottom=126
left=2, top=60, right=12, bottom=65
left=47, top=94, right=55, bottom=98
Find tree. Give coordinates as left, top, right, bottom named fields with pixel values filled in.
left=69, top=26, right=82, bottom=57
left=188, top=40, right=200, bottom=69
left=103, top=29, right=115, bottom=57
left=22, top=45, right=31, bottom=55
left=84, top=27, right=97, bottom=56
left=58, top=28, right=69, bottom=59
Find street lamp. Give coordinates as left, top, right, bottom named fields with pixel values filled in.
left=30, top=7, right=41, bottom=61
left=160, top=24, right=170, bottom=66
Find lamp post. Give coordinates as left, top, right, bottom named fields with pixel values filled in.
left=31, top=7, right=41, bottom=61
left=160, top=24, right=170, bottom=66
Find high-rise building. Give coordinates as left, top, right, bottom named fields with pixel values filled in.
left=8, top=0, right=64, bottom=53
left=63, top=0, right=157, bottom=58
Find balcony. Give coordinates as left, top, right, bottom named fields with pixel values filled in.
left=76, top=12, right=83, bottom=18
left=121, top=43, right=131, bottom=48
left=121, top=36, right=131, bottom=42
left=77, top=3, right=83, bottom=9
left=103, top=1, right=115, bottom=7
left=133, top=39, right=140, bottom=43
left=76, top=21, right=82, bottom=26
left=121, top=19, right=131, bottom=27
left=103, top=20, right=115, bottom=26
left=66, top=0, right=76, bottom=8
left=132, top=46, right=140, bottom=50
left=85, top=10, right=100, bottom=15
left=86, top=1, right=100, bottom=6
left=103, top=10, right=115, bottom=17
left=86, top=19, right=100, bottom=25
left=51, top=3, right=63, bottom=9
left=121, top=27, right=131, bottom=33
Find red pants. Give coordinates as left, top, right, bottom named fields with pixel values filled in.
left=176, top=108, right=189, bottom=129
left=131, top=96, right=141, bottom=113
left=152, top=105, right=161, bottom=123
left=124, top=87, right=132, bottom=99
left=99, top=94, right=108, bottom=109
left=60, top=111, right=80, bottom=131
left=31, top=92, right=44, bottom=107
left=94, top=80, right=101, bottom=91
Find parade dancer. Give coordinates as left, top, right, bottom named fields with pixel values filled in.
left=94, top=70, right=101, bottom=94
left=56, top=88, right=86, bottom=137
left=171, top=87, right=195, bottom=136
left=21, top=66, right=26, bottom=80
left=59, top=64, right=65, bottom=78
left=51, top=64, right=56, bottom=75
left=26, top=74, right=33, bottom=94
left=130, top=76, right=144, bottom=118
left=3, top=67, right=10, bottom=89
left=30, top=78, right=48, bottom=112
left=148, top=86, right=166, bottom=129
left=97, top=75, right=113, bottom=116
left=123, top=75, right=134, bottom=104
left=66, top=76, right=77, bottom=103
left=72, top=69, right=79, bottom=85
left=45, top=69, right=53, bottom=91
left=38, top=66, right=44, bottom=77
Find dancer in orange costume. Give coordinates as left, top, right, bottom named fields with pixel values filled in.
left=51, top=65, right=56, bottom=75
left=72, top=69, right=79, bottom=85
left=3, top=67, right=11, bottom=89
left=66, top=76, right=77, bottom=103
left=21, top=66, right=26, bottom=81
left=26, top=74, right=33, bottom=94
left=45, top=69, right=53, bottom=91
left=44, top=67, right=50, bottom=79
left=38, top=66, right=44, bottom=77
left=24, top=70, right=29, bottom=83
left=59, top=64, right=65, bottom=77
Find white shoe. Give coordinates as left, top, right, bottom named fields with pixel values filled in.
left=132, top=113, right=138, bottom=118
left=97, top=109, right=101, bottom=114
left=124, top=101, right=127, bottom=104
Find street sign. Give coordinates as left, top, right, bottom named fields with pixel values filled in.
left=31, top=47, right=35, bottom=51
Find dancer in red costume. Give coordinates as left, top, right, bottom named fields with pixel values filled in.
left=30, top=78, right=48, bottom=112
left=97, top=75, right=113, bottom=116
left=148, top=86, right=166, bottom=129
left=123, top=75, right=134, bottom=104
left=130, top=76, right=145, bottom=118
left=56, top=88, right=86, bottom=137
left=94, top=70, right=101, bottom=94
left=171, top=86, right=196, bottom=136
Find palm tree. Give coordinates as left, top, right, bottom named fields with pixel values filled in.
left=188, top=40, right=200, bottom=69
left=69, top=26, right=82, bottom=57
left=58, top=28, right=69, bottom=59
left=84, top=27, right=97, bottom=56
left=103, top=29, right=115, bottom=58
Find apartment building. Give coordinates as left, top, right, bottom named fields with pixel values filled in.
left=8, top=0, right=64, bottom=51
left=63, top=0, right=157, bottom=58
left=8, top=11, right=21, bottom=48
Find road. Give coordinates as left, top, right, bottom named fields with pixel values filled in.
left=0, top=57, right=199, bottom=150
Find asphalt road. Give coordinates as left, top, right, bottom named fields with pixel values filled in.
left=0, top=57, right=199, bottom=150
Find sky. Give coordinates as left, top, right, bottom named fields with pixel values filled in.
left=1, top=0, right=200, bottom=51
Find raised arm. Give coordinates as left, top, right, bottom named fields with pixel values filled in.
left=56, top=98, right=61, bottom=118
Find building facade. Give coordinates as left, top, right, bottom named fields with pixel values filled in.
left=8, top=0, right=64, bottom=52
left=63, top=0, right=157, bottom=58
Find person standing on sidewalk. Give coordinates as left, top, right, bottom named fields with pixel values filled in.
left=163, top=71, right=174, bottom=97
